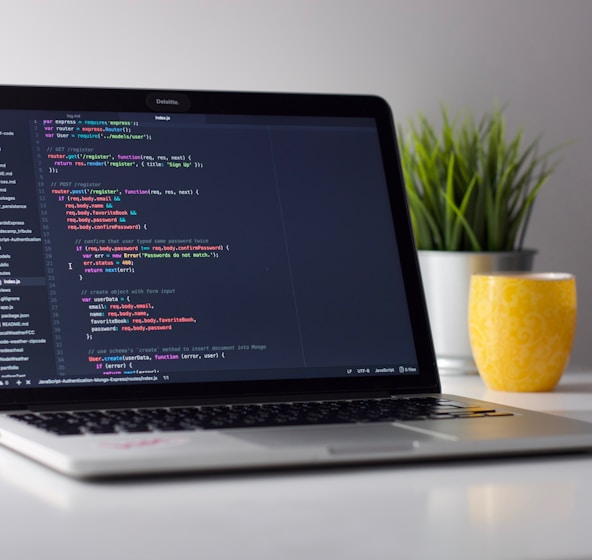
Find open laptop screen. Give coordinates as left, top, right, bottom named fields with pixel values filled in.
left=0, top=86, right=439, bottom=406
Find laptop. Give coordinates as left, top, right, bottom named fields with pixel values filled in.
left=0, top=84, right=590, bottom=478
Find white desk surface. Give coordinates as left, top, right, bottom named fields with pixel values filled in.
left=2, top=370, right=592, bottom=560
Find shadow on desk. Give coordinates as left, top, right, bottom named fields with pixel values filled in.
left=555, top=381, right=592, bottom=394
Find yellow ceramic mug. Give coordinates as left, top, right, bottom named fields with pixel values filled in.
left=468, top=272, right=577, bottom=392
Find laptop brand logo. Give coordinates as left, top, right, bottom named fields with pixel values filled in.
left=146, top=92, right=191, bottom=112
left=155, top=98, right=180, bottom=105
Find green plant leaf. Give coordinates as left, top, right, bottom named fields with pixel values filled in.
left=398, top=104, right=569, bottom=251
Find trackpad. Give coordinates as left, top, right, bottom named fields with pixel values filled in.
left=230, top=423, right=435, bottom=453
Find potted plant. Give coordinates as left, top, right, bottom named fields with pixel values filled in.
left=399, top=104, right=565, bottom=372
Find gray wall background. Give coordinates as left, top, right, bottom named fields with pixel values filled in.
left=3, top=0, right=591, bottom=365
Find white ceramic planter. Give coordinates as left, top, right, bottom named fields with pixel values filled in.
left=418, top=250, right=536, bottom=374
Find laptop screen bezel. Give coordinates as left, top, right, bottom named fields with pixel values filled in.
left=0, top=85, right=440, bottom=410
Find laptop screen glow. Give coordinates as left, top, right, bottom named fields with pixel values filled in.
left=1, top=108, right=419, bottom=390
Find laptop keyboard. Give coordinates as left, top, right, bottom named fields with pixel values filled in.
left=8, top=396, right=513, bottom=436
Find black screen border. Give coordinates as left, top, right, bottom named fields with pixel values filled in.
left=0, top=84, right=439, bottom=410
